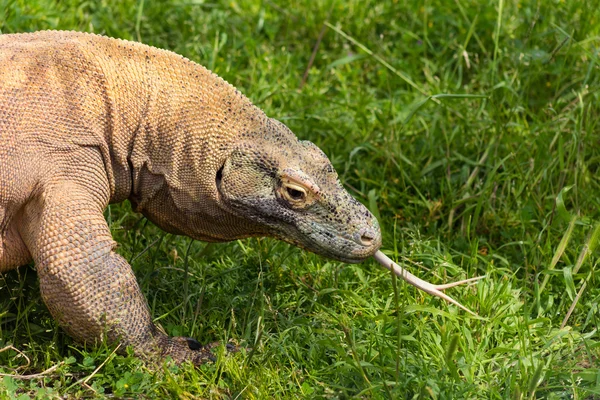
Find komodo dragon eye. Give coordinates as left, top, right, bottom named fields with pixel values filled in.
left=284, top=185, right=306, bottom=202
left=278, top=173, right=319, bottom=208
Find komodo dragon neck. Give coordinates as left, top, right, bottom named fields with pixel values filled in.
left=82, top=33, right=267, bottom=241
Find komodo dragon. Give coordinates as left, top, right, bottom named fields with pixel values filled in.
left=0, top=30, right=482, bottom=364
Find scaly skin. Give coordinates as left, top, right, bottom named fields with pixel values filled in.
left=0, top=31, right=381, bottom=364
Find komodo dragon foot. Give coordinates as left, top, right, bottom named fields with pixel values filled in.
left=154, top=337, right=234, bottom=364
left=161, top=338, right=239, bottom=363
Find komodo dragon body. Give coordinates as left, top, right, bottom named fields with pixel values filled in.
left=0, top=30, right=382, bottom=363
left=0, top=31, right=479, bottom=364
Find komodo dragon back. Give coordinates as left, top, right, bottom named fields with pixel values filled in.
left=0, top=31, right=479, bottom=365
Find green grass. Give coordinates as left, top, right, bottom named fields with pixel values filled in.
left=1, top=0, right=600, bottom=398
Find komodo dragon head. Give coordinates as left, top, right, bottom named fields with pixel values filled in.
left=216, top=118, right=381, bottom=264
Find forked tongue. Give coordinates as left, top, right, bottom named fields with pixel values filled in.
left=373, top=250, right=484, bottom=316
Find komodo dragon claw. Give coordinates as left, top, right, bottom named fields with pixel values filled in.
left=373, top=250, right=484, bottom=316
left=183, top=337, right=203, bottom=351
left=168, top=338, right=240, bottom=364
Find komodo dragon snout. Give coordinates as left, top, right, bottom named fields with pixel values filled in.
left=217, top=118, right=381, bottom=263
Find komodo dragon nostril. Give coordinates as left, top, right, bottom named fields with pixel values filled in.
left=356, top=228, right=376, bottom=247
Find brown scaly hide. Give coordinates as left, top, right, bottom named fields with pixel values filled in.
left=0, top=31, right=381, bottom=364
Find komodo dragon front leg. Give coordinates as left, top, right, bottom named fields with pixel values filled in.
left=18, top=180, right=213, bottom=364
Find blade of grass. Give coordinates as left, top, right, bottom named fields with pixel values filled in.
left=539, top=216, right=577, bottom=294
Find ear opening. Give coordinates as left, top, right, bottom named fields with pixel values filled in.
left=216, top=163, right=224, bottom=189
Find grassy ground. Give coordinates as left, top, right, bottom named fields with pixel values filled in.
left=1, top=0, right=600, bottom=398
